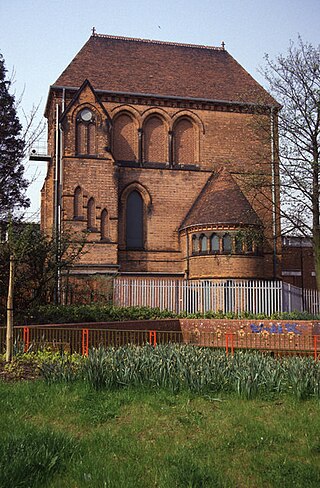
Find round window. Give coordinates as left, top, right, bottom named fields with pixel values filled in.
left=79, top=108, right=93, bottom=122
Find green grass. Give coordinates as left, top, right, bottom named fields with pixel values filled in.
left=1, top=380, right=320, bottom=487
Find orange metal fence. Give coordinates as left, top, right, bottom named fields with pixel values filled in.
left=0, top=326, right=320, bottom=358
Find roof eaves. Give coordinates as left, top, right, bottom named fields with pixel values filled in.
left=48, top=85, right=280, bottom=109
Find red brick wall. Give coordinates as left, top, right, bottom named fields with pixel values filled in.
left=42, top=89, right=279, bottom=279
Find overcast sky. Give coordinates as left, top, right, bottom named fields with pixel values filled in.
left=1, top=0, right=320, bottom=221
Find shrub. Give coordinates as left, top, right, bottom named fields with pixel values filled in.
left=14, top=304, right=320, bottom=326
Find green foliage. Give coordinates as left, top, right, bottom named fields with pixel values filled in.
left=14, top=303, right=320, bottom=326
left=40, top=344, right=320, bottom=400
left=40, top=354, right=83, bottom=384
left=0, top=225, right=86, bottom=323
left=21, top=304, right=177, bottom=325
left=0, top=53, right=28, bottom=216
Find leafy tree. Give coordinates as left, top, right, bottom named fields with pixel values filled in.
left=0, top=53, right=29, bottom=217
left=0, top=224, right=86, bottom=326
left=252, top=38, right=320, bottom=288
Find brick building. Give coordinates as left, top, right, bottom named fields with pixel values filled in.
left=281, top=236, right=317, bottom=290
left=41, top=33, right=281, bottom=281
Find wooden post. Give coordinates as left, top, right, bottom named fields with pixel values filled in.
left=6, top=253, right=15, bottom=362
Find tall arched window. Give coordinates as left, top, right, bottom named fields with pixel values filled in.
left=74, top=186, right=83, bottom=219
left=101, top=209, right=109, bottom=240
left=222, top=233, right=232, bottom=253
left=210, top=234, right=220, bottom=253
left=143, top=116, right=167, bottom=163
left=113, top=113, right=137, bottom=161
left=87, top=197, right=96, bottom=230
left=76, top=108, right=96, bottom=155
left=174, top=118, right=195, bottom=165
left=126, top=191, right=144, bottom=249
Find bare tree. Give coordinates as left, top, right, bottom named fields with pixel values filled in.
left=260, top=37, right=320, bottom=288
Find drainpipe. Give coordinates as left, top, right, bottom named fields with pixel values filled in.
left=58, top=91, right=66, bottom=302
left=54, top=103, right=60, bottom=303
left=186, top=229, right=190, bottom=280
left=270, top=106, right=278, bottom=279
left=168, top=130, right=173, bottom=166
left=138, top=128, right=143, bottom=165
left=59, top=89, right=65, bottom=221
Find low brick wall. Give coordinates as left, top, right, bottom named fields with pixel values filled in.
left=179, top=319, right=320, bottom=336
left=10, top=319, right=320, bottom=354
left=179, top=319, right=320, bottom=351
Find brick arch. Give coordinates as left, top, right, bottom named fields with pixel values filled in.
left=70, top=103, right=101, bottom=125
left=171, top=110, right=205, bottom=134
left=112, top=111, right=138, bottom=161
left=141, top=107, right=170, bottom=128
left=120, top=181, right=152, bottom=209
left=142, top=114, right=168, bottom=163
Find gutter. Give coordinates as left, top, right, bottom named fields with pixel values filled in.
left=45, top=85, right=279, bottom=117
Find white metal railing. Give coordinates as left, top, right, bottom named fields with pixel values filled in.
left=304, top=288, right=320, bottom=315
left=113, top=278, right=290, bottom=315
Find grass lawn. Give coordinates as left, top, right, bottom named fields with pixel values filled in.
left=1, top=380, right=320, bottom=487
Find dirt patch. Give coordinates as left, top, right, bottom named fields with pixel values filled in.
left=0, top=360, right=41, bottom=382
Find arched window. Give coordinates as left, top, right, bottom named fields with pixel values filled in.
left=192, top=234, right=198, bottom=254
left=126, top=191, right=144, bottom=249
left=76, top=108, right=96, bottom=155
left=235, top=235, right=243, bottom=254
left=74, top=186, right=83, bottom=219
left=87, top=197, right=96, bottom=230
left=210, top=234, right=220, bottom=253
left=222, top=233, right=232, bottom=253
left=199, top=234, right=208, bottom=253
left=246, top=236, right=253, bottom=253
left=101, top=209, right=109, bottom=240
left=174, top=118, right=195, bottom=165
left=113, top=113, right=137, bottom=161
left=143, top=116, right=167, bottom=163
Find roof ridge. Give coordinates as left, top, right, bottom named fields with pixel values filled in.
left=92, top=33, right=224, bottom=51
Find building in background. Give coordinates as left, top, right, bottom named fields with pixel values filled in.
left=281, top=236, right=316, bottom=290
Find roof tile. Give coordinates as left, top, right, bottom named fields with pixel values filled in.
left=54, top=34, right=276, bottom=105
left=181, top=168, right=262, bottom=228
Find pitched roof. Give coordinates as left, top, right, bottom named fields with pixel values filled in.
left=181, top=168, right=262, bottom=229
left=53, top=34, right=276, bottom=106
